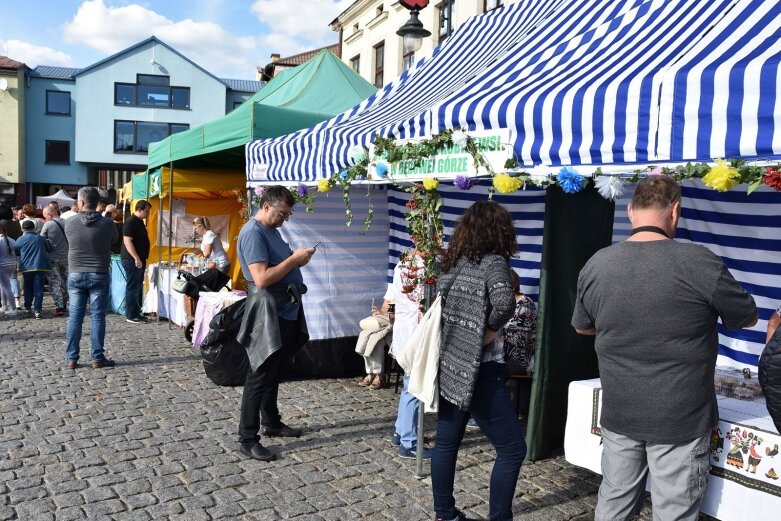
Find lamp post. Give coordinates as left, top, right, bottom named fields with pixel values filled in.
left=397, top=0, right=432, bottom=54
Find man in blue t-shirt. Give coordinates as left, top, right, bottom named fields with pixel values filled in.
left=236, top=185, right=315, bottom=462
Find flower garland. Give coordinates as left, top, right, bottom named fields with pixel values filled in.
left=243, top=131, right=781, bottom=293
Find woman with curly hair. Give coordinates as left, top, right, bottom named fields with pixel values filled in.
left=432, top=200, right=526, bottom=521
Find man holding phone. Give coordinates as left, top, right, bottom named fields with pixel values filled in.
left=235, top=185, right=314, bottom=461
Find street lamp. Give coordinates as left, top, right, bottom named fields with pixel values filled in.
left=397, top=0, right=432, bottom=54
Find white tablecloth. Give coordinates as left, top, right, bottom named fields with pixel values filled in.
left=191, top=291, right=246, bottom=348
left=564, top=378, right=780, bottom=521
left=142, top=265, right=189, bottom=327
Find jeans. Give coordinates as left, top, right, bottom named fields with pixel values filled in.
left=395, top=375, right=421, bottom=449
left=432, top=362, right=526, bottom=521
left=121, top=258, right=145, bottom=319
left=66, top=272, right=109, bottom=362
left=22, top=271, right=46, bottom=312
left=596, top=426, right=711, bottom=521
left=238, top=317, right=298, bottom=444
left=0, top=264, right=15, bottom=310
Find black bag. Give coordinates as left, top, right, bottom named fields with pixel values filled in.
left=200, top=299, right=249, bottom=387
left=758, top=325, right=781, bottom=433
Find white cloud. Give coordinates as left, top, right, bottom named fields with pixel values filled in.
left=61, top=0, right=260, bottom=78
left=250, top=0, right=348, bottom=59
left=4, top=40, right=75, bottom=68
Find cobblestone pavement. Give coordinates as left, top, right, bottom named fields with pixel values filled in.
left=1, top=308, right=717, bottom=520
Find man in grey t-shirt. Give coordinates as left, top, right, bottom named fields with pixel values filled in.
left=572, top=175, right=757, bottom=521
left=64, top=187, right=118, bottom=370
left=41, top=206, right=68, bottom=316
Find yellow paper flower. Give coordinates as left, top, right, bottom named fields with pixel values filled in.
left=702, top=159, right=739, bottom=192
left=493, top=173, right=522, bottom=194
left=317, top=179, right=331, bottom=193
left=422, top=177, right=439, bottom=191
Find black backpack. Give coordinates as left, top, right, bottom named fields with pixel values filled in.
left=758, top=324, right=781, bottom=433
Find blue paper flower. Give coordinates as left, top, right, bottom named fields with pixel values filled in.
left=339, top=170, right=349, bottom=180
left=296, top=184, right=309, bottom=197
left=556, top=167, right=587, bottom=194
left=375, top=161, right=389, bottom=178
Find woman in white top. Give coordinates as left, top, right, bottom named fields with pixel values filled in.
left=192, top=217, right=230, bottom=273
left=0, top=224, right=18, bottom=315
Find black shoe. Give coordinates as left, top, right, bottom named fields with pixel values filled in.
left=260, top=423, right=302, bottom=438
left=239, top=443, right=276, bottom=461
left=91, top=358, right=116, bottom=369
left=434, top=510, right=483, bottom=521
left=126, top=316, right=148, bottom=324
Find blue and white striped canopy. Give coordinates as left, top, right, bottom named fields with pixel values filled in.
left=246, top=0, right=781, bottom=182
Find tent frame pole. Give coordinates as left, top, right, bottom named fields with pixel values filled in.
left=166, top=162, right=174, bottom=330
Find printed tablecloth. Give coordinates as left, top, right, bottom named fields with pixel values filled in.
left=564, top=378, right=780, bottom=521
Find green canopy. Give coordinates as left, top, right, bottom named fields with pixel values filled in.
left=147, top=50, right=377, bottom=170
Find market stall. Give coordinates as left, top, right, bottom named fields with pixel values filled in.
left=244, top=0, right=781, bottom=462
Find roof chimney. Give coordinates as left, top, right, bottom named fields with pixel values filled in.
left=271, top=53, right=281, bottom=62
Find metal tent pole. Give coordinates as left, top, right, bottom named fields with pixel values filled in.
left=166, top=163, right=174, bottom=330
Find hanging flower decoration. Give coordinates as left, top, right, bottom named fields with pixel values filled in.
left=291, top=183, right=316, bottom=212
left=375, top=160, right=389, bottom=179
left=763, top=167, right=781, bottom=191
left=594, top=175, right=626, bottom=201
left=254, top=185, right=265, bottom=197
left=556, top=167, right=587, bottom=194
left=348, top=144, right=367, bottom=165
left=493, top=173, right=522, bottom=193
left=702, top=159, right=740, bottom=192
left=454, top=174, right=475, bottom=191
left=451, top=129, right=469, bottom=148
left=422, top=177, right=439, bottom=191
left=317, top=179, right=332, bottom=193
left=648, top=166, right=664, bottom=176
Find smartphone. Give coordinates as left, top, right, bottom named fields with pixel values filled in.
left=312, top=241, right=322, bottom=250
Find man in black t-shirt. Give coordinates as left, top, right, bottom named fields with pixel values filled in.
left=121, top=200, right=151, bottom=324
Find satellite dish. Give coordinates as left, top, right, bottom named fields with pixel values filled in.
left=0, top=78, right=8, bottom=91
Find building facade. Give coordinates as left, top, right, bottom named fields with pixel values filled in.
left=2, top=37, right=262, bottom=205
left=331, top=0, right=510, bottom=88
left=0, top=57, right=27, bottom=206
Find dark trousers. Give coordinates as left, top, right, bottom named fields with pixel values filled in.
left=22, top=271, right=46, bottom=312
left=121, top=259, right=145, bottom=319
left=432, top=362, right=527, bottom=521
left=238, top=318, right=298, bottom=445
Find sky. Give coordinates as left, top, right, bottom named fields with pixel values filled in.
left=0, top=0, right=353, bottom=80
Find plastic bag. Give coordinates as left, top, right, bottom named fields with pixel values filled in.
left=200, top=299, right=249, bottom=387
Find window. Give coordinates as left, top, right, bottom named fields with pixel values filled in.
left=113, top=74, right=190, bottom=109
left=402, top=51, right=415, bottom=71
left=114, top=121, right=190, bottom=153
left=484, top=0, right=504, bottom=11
left=439, top=0, right=456, bottom=42
left=350, top=55, right=361, bottom=73
left=46, top=91, right=71, bottom=115
left=376, top=4, right=383, bottom=16
left=45, top=141, right=70, bottom=164
left=373, top=42, right=385, bottom=88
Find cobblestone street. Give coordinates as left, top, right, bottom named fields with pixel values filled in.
left=1, top=309, right=713, bottom=520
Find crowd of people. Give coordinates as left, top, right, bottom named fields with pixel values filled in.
left=1, top=178, right=777, bottom=521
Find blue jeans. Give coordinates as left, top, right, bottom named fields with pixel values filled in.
left=432, top=362, right=526, bottom=521
left=121, top=259, right=144, bottom=319
left=22, top=271, right=46, bottom=312
left=66, top=272, right=109, bottom=362
left=395, top=375, right=421, bottom=449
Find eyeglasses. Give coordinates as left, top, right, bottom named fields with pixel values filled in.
left=271, top=205, right=293, bottom=218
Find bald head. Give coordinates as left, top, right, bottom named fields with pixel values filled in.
left=43, top=206, right=59, bottom=220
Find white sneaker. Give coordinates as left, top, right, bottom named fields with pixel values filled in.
left=5, top=309, right=17, bottom=316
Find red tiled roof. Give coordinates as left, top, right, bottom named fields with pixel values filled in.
left=0, top=56, right=26, bottom=70
left=275, top=44, right=340, bottom=66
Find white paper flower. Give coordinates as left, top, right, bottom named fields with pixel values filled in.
left=529, top=173, right=550, bottom=187
left=348, top=145, right=366, bottom=165
left=451, top=130, right=468, bottom=148
left=595, top=175, right=626, bottom=201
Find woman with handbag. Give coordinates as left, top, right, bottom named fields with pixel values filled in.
left=0, top=224, right=18, bottom=316
left=432, top=200, right=526, bottom=521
